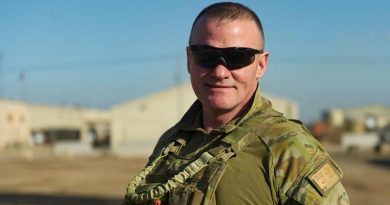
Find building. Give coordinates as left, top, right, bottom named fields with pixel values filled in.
left=111, top=83, right=299, bottom=156
left=0, top=99, right=31, bottom=149
left=29, top=104, right=110, bottom=146
left=1, top=83, right=299, bottom=157
left=327, top=105, right=390, bottom=133
left=111, top=83, right=196, bottom=156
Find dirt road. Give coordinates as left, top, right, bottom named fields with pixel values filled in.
left=0, top=148, right=389, bottom=205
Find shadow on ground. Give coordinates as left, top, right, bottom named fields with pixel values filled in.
left=0, top=193, right=122, bottom=205
left=368, top=158, right=390, bottom=169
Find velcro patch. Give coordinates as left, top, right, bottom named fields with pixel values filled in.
left=309, top=161, right=340, bottom=196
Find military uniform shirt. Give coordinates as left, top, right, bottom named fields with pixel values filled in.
left=147, top=91, right=350, bottom=205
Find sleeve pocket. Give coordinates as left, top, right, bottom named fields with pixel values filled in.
left=286, top=159, right=342, bottom=205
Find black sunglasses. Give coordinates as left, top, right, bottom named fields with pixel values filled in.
left=188, top=45, right=263, bottom=70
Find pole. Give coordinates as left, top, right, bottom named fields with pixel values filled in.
left=19, top=70, right=26, bottom=101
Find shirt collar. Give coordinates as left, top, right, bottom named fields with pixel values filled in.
left=176, top=88, right=272, bottom=134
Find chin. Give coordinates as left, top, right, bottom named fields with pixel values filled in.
left=207, top=99, right=235, bottom=111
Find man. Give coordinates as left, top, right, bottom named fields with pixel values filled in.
left=122, top=2, right=349, bottom=205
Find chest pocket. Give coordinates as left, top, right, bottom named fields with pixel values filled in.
left=146, top=153, right=193, bottom=183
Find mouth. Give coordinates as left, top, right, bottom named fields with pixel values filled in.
left=205, top=84, right=233, bottom=89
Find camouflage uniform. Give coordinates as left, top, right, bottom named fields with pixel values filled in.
left=122, top=91, right=350, bottom=205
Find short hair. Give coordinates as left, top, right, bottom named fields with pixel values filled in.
left=189, top=2, right=265, bottom=48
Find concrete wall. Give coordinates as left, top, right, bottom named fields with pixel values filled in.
left=0, top=99, right=31, bottom=149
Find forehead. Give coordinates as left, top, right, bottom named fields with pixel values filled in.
left=190, top=17, right=263, bottom=49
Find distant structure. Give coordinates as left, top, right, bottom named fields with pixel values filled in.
left=0, top=99, right=31, bottom=149
left=0, top=99, right=110, bottom=151
left=29, top=104, right=110, bottom=146
left=111, top=83, right=196, bottom=156
left=327, top=105, right=390, bottom=133
left=323, top=105, right=390, bottom=153
left=0, top=83, right=299, bottom=157
left=110, top=83, right=299, bottom=156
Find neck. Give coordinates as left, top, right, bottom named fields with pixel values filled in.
left=202, top=95, right=255, bottom=133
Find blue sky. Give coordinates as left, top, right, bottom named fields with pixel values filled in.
left=1, top=0, right=389, bottom=122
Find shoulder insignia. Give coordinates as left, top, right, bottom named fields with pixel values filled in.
left=308, top=161, right=340, bottom=196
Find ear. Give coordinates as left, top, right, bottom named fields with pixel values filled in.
left=186, top=47, right=191, bottom=73
left=255, top=52, right=269, bottom=80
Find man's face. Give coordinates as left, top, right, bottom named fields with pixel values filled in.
left=187, top=17, right=269, bottom=113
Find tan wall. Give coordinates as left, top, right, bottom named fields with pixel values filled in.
left=0, top=99, right=31, bottom=149
left=110, top=83, right=299, bottom=156
left=111, top=84, right=196, bottom=155
left=29, top=105, right=84, bottom=130
left=29, top=104, right=109, bottom=142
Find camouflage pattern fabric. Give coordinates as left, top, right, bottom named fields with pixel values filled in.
left=125, top=91, right=350, bottom=205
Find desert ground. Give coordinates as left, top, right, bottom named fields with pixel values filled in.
left=0, top=147, right=389, bottom=205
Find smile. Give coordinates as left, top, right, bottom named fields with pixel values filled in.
left=208, top=84, right=230, bottom=88
left=205, top=84, right=234, bottom=90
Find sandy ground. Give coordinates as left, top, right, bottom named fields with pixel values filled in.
left=0, top=147, right=389, bottom=205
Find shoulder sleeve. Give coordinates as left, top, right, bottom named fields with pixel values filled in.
left=260, top=120, right=350, bottom=205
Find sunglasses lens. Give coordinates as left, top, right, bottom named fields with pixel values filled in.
left=225, top=50, right=252, bottom=69
left=192, top=50, right=219, bottom=68
left=190, top=46, right=259, bottom=70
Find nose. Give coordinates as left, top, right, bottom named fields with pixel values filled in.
left=210, top=62, right=231, bottom=79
